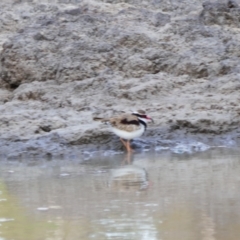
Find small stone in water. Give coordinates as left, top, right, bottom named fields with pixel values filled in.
left=60, top=173, right=70, bottom=177
left=49, top=205, right=62, bottom=209
left=37, top=207, right=49, bottom=211
left=0, top=218, right=14, bottom=222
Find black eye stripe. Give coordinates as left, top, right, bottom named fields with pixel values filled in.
left=132, top=113, right=147, bottom=118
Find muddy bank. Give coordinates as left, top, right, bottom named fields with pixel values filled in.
left=0, top=0, right=240, bottom=157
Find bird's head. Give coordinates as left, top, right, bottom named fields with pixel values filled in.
left=132, top=110, right=154, bottom=123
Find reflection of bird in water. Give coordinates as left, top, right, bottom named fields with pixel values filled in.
left=93, top=110, right=153, bottom=153
left=108, top=154, right=150, bottom=192
left=200, top=212, right=216, bottom=240
left=109, top=165, right=149, bottom=192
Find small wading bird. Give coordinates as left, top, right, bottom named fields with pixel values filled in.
left=93, top=110, right=154, bottom=153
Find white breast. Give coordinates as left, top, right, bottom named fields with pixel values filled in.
left=111, top=124, right=145, bottom=140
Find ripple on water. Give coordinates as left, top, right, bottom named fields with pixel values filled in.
left=171, top=141, right=210, bottom=154
left=0, top=218, right=14, bottom=222
left=92, top=218, right=158, bottom=240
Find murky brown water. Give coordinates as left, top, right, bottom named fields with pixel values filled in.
left=0, top=148, right=240, bottom=240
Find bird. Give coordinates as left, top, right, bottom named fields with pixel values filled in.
left=93, top=110, right=153, bottom=153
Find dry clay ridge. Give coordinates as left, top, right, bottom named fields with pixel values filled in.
left=1, top=0, right=240, bottom=158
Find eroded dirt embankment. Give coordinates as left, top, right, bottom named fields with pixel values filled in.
left=1, top=0, right=240, bottom=158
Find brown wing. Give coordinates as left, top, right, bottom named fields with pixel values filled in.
left=108, top=114, right=141, bottom=132
left=121, top=118, right=139, bottom=126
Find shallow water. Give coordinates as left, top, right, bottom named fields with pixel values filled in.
left=0, top=148, right=240, bottom=240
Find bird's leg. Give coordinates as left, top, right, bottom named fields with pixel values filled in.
left=120, top=138, right=134, bottom=153
left=120, top=138, right=127, bottom=150
left=126, top=140, right=134, bottom=153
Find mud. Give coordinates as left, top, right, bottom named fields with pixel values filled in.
left=0, top=0, right=240, bottom=157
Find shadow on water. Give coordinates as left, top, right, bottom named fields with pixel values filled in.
left=0, top=148, right=240, bottom=239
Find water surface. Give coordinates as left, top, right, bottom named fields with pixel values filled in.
left=0, top=148, right=240, bottom=240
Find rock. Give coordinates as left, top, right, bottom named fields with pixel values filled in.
left=64, top=7, right=82, bottom=16
left=0, top=0, right=240, bottom=156
left=151, top=12, right=171, bottom=27
left=228, top=0, right=239, bottom=8
left=200, top=0, right=240, bottom=27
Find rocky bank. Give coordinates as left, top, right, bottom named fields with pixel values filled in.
left=1, top=0, right=240, bottom=158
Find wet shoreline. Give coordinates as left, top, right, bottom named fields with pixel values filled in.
left=1, top=128, right=240, bottom=159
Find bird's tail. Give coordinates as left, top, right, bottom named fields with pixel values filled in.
left=93, top=117, right=103, bottom=121
left=93, top=117, right=109, bottom=123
